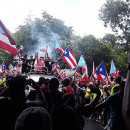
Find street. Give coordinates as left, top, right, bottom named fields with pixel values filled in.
left=84, top=118, right=104, bottom=130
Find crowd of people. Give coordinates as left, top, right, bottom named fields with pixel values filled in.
left=0, top=67, right=128, bottom=130
left=19, top=48, right=55, bottom=74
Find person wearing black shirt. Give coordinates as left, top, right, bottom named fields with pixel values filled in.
left=45, top=57, right=54, bottom=74
left=79, top=80, right=87, bottom=105
left=20, top=55, right=29, bottom=74
left=28, top=56, right=35, bottom=73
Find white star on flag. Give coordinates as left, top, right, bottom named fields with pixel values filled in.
left=100, top=68, right=103, bottom=72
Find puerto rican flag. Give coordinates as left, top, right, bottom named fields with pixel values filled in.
left=55, top=40, right=64, bottom=53
left=2, top=61, right=6, bottom=72
left=19, top=45, right=24, bottom=51
left=8, top=63, right=14, bottom=72
left=77, top=55, right=89, bottom=83
left=60, top=71, right=66, bottom=80
left=0, top=65, right=2, bottom=72
left=110, top=60, right=119, bottom=78
left=16, top=65, right=22, bottom=72
left=52, top=63, right=60, bottom=72
left=77, top=55, right=87, bottom=71
left=61, top=48, right=77, bottom=69
left=0, top=20, right=18, bottom=55
left=81, top=70, right=89, bottom=83
left=95, top=61, right=109, bottom=84
left=92, top=62, right=98, bottom=80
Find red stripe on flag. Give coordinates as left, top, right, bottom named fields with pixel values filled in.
left=68, top=48, right=76, bottom=59
left=0, top=40, right=18, bottom=55
left=1, top=33, right=7, bottom=37
left=0, top=20, right=16, bottom=45
left=78, top=65, right=87, bottom=71
left=61, top=56, right=72, bottom=69
left=56, top=48, right=63, bottom=53
left=69, top=56, right=77, bottom=67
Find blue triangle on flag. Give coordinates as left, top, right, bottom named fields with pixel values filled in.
left=110, top=60, right=116, bottom=73
left=55, top=40, right=60, bottom=49
left=0, top=27, right=4, bottom=34
left=77, top=56, right=87, bottom=67
left=62, top=48, right=69, bottom=58
left=95, top=61, right=107, bottom=76
left=2, top=62, right=6, bottom=69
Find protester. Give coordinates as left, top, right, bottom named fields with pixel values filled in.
left=28, top=55, right=35, bottom=73
left=35, top=53, right=45, bottom=73
left=0, top=75, right=46, bottom=130
left=15, top=107, right=52, bottom=130
left=85, top=82, right=93, bottom=104
left=78, top=80, right=87, bottom=105
left=110, top=76, right=122, bottom=95
left=20, top=55, right=29, bottom=74
left=95, top=81, right=127, bottom=130
left=48, top=77, right=63, bottom=115
left=0, top=58, right=128, bottom=130
left=62, top=78, right=74, bottom=94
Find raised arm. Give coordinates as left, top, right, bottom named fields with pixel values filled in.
left=35, top=52, right=38, bottom=61
left=27, top=79, right=46, bottom=108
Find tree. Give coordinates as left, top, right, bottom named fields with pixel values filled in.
left=70, top=35, right=112, bottom=75
left=102, top=33, right=118, bottom=47
left=99, top=0, right=130, bottom=51
left=13, top=12, right=73, bottom=60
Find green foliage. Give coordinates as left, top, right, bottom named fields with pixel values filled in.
left=0, top=11, right=127, bottom=77
left=0, top=48, right=14, bottom=66
left=70, top=35, right=113, bottom=75
left=112, top=47, right=127, bottom=77
left=99, top=0, right=130, bottom=51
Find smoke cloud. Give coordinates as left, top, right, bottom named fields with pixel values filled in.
left=27, top=22, right=61, bottom=60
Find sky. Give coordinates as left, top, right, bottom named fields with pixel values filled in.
left=0, top=0, right=113, bottom=38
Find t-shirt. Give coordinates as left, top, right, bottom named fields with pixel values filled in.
left=79, top=84, right=87, bottom=97
left=45, top=61, right=54, bottom=71
left=110, top=84, right=120, bottom=95
left=63, top=87, right=74, bottom=94
left=29, top=59, right=35, bottom=67
left=21, top=58, right=29, bottom=67
left=102, top=93, right=125, bottom=127
left=85, top=88, right=92, bottom=98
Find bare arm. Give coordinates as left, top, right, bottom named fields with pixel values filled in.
left=28, top=79, right=46, bottom=108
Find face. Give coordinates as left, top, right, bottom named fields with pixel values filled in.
left=48, top=57, right=51, bottom=61
left=30, top=56, right=33, bottom=59
left=24, top=56, right=27, bottom=59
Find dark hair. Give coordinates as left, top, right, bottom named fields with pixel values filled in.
left=119, top=81, right=125, bottom=92
left=38, top=77, right=45, bottom=86
left=49, top=78, right=59, bottom=91
left=115, top=76, right=122, bottom=84
left=63, top=78, right=70, bottom=86
left=15, top=107, right=51, bottom=130
left=95, top=82, right=100, bottom=87
left=7, top=76, right=26, bottom=101
left=44, top=79, right=50, bottom=86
